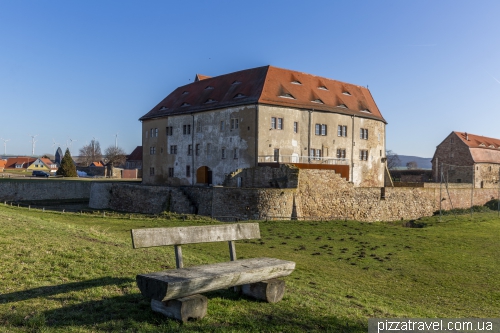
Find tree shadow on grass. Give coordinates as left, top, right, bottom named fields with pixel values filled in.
left=2, top=279, right=367, bottom=332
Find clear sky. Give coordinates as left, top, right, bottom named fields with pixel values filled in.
left=1, top=1, right=500, bottom=158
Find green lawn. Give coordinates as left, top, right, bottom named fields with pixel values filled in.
left=0, top=205, right=498, bottom=332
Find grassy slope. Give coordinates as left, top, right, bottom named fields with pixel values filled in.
left=0, top=206, right=498, bottom=332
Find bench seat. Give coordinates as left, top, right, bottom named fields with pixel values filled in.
left=137, top=257, right=295, bottom=301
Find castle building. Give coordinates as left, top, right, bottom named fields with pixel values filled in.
left=139, top=66, right=387, bottom=187
left=432, top=131, right=500, bottom=188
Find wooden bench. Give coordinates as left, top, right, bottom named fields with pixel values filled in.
left=131, top=223, right=295, bottom=322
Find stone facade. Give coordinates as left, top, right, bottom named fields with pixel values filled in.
left=432, top=131, right=500, bottom=188
left=140, top=66, right=387, bottom=189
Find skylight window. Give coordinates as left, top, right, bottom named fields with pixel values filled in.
left=337, top=104, right=347, bottom=108
left=342, top=92, right=351, bottom=96
left=279, top=93, right=295, bottom=99
left=318, top=86, right=328, bottom=90
left=181, top=102, right=190, bottom=107
left=234, top=93, right=246, bottom=99
left=291, top=81, right=302, bottom=85
left=205, top=99, right=217, bottom=104
left=311, top=99, right=324, bottom=104
left=182, top=91, right=189, bottom=95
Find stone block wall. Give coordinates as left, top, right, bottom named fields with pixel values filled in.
left=224, top=164, right=299, bottom=188
left=0, top=181, right=92, bottom=202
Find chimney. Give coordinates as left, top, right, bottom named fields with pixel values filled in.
left=465, top=132, right=468, bottom=140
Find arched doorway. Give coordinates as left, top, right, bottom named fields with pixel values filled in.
left=197, top=166, right=212, bottom=185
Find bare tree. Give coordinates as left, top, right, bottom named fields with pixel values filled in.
left=104, top=145, right=127, bottom=167
left=406, top=161, right=418, bottom=169
left=79, top=139, right=102, bottom=166
left=386, top=150, right=401, bottom=170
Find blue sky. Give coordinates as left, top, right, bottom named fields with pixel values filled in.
left=1, top=1, right=500, bottom=158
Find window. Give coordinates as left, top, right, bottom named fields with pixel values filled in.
left=310, top=149, right=315, bottom=159
left=150, top=129, right=154, bottom=137
left=196, top=144, right=200, bottom=156
left=316, top=149, right=322, bottom=160
left=231, top=118, right=239, bottom=130
left=149, top=167, right=155, bottom=176
left=233, top=148, right=238, bottom=159
left=294, top=122, right=298, bottom=133
left=186, top=165, right=191, bottom=177
left=336, top=149, right=346, bottom=159
left=220, top=121, right=225, bottom=131
left=155, top=128, right=158, bottom=137
left=187, top=144, right=192, bottom=156
left=360, top=128, right=368, bottom=140
left=360, top=150, right=368, bottom=161
left=183, top=125, right=191, bottom=135
left=150, top=147, right=156, bottom=155
left=273, top=148, right=280, bottom=162
left=221, top=148, right=226, bottom=159
left=277, top=118, right=283, bottom=130
left=338, top=125, right=347, bottom=137
left=168, top=167, right=174, bottom=177
left=166, top=126, right=173, bottom=136
left=196, top=121, right=202, bottom=133
left=170, top=145, right=177, bottom=154
left=315, top=124, right=327, bottom=136
left=271, top=117, right=276, bottom=129
left=451, top=138, right=454, bottom=143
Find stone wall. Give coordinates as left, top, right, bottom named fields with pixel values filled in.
left=223, top=164, right=299, bottom=188
left=88, top=166, right=500, bottom=222
left=0, top=180, right=92, bottom=202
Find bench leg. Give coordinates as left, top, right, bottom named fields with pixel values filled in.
left=151, top=294, right=208, bottom=322
left=241, top=279, right=286, bottom=303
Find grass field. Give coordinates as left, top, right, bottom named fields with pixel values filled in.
left=0, top=205, right=499, bottom=332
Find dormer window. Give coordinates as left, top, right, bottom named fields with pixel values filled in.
left=205, top=99, right=217, bottom=104
left=337, top=104, right=347, bottom=108
left=181, top=102, right=190, bottom=107
left=311, top=99, right=324, bottom=104
left=232, top=81, right=241, bottom=85
left=205, top=86, right=214, bottom=90
left=279, top=93, right=295, bottom=99
left=182, top=91, right=189, bottom=95
left=489, top=145, right=496, bottom=148
left=318, top=86, right=328, bottom=90
left=160, top=106, right=168, bottom=110
left=234, top=93, right=246, bottom=99
left=291, top=80, right=302, bottom=85
left=361, top=109, right=371, bottom=113
left=342, top=92, right=351, bottom=96
left=479, top=143, right=486, bottom=147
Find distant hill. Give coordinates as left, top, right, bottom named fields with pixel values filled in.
left=395, top=155, right=432, bottom=170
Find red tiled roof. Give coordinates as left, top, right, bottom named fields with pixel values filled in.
left=90, top=161, right=104, bottom=167
left=40, top=158, right=57, bottom=169
left=5, top=157, right=36, bottom=169
left=455, top=131, right=500, bottom=150
left=127, top=146, right=142, bottom=161
left=0, top=160, right=6, bottom=168
left=195, top=74, right=211, bottom=81
left=454, top=131, right=500, bottom=163
left=140, top=66, right=386, bottom=123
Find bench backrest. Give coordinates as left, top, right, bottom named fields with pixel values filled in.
left=131, top=223, right=260, bottom=248
left=131, top=223, right=261, bottom=268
